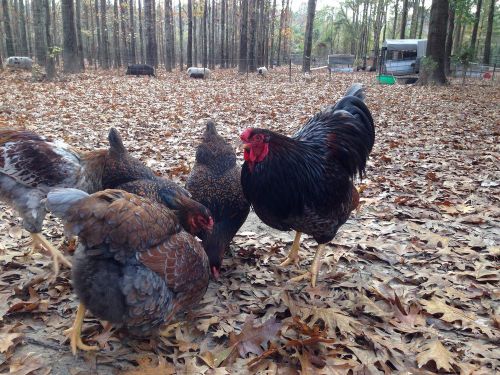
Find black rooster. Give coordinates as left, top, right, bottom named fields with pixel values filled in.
left=240, top=84, right=374, bottom=286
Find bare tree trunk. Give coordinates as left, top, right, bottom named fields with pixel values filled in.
left=268, top=0, right=276, bottom=67
left=209, top=0, right=215, bottom=68
left=187, top=0, right=192, bottom=66
left=52, top=0, right=59, bottom=64
left=392, top=0, right=399, bottom=38
left=76, top=0, right=85, bottom=68
left=84, top=1, right=93, bottom=66
left=422, top=0, right=448, bottom=85
left=32, top=0, right=47, bottom=65
left=178, top=0, right=183, bottom=70
left=400, top=0, right=408, bottom=38
left=18, top=0, right=28, bottom=55
left=445, top=1, right=454, bottom=74
left=44, top=0, right=56, bottom=78
left=144, top=0, right=155, bottom=66
left=165, top=0, right=172, bottom=71
left=26, top=0, right=33, bottom=56
left=203, top=0, right=207, bottom=67
left=193, top=2, right=197, bottom=66
left=62, top=0, right=82, bottom=72
left=224, top=0, right=230, bottom=68
left=483, top=0, right=495, bottom=64
left=409, top=0, right=418, bottom=37
left=418, top=0, right=425, bottom=38
left=112, top=0, right=121, bottom=67
left=100, top=0, right=110, bottom=68
left=220, top=0, right=225, bottom=67
left=95, top=0, right=102, bottom=66
left=248, top=0, right=257, bottom=71
left=372, top=0, right=384, bottom=71
left=469, top=0, right=482, bottom=52
left=233, top=0, right=238, bottom=66
left=129, top=0, right=136, bottom=63
left=276, top=0, right=285, bottom=65
left=138, top=0, right=144, bottom=63
left=89, top=1, right=97, bottom=67
left=302, top=0, right=316, bottom=72
left=282, top=0, right=290, bottom=61
left=2, top=0, right=15, bottom=56
left=120, top=0, right=129, bottom=65
left=239, top=0, right=248, bottom=72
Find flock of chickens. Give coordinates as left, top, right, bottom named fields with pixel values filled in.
left=0, top=84, right=374, bottom=355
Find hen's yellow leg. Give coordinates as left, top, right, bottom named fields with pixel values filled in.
left=279, top=231, right=302, bottom=267
left=290, top=244, right=325, bottom=287
left=64, top=303, right=99, bottom=355
left=31, top=233, right=72, bottom=278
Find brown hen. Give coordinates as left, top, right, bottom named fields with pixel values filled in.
left=186, top=121, right=250, bottom=278
left=0, top=128, right=158, bottom=278
left=46, top=188, right=211, bottom=354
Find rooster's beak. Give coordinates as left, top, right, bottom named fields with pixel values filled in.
left=241, top=143, right=250, bottom=152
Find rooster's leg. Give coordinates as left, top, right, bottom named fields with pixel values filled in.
left=289, top=244, right=325, bottom=287
left=64, top=303, right=99, bottom=355
left=279, top=231, right=302, bottom=267
left=31, top=233, right=72, bottom=279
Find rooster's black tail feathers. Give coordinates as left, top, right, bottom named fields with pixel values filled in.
left=329, top=84, right=375, bottom=179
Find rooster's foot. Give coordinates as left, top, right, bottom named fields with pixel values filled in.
left=278, top=231, right=302, bottom=268
left=289, top=244, right=325, bottom=287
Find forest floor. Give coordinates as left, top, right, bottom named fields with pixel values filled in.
left=0, top=67, right=498, bottom=375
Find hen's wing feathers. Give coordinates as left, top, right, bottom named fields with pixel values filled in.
left=47, top=188, right=180, bottom=261
left=0, top=129, right=82, bottom=188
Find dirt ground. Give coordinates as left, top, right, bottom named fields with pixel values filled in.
left=0, top=67, right=498, bottom=374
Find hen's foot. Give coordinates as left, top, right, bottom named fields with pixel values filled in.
left=289, top=244, right=325, bottom=287
left=31, top=233, right=72, bottom=281
left=64, top=303, right=99, bottom=355
left=278, top=232, right=302, bottom=268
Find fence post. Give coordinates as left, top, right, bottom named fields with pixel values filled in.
left=493, top=63, right=496, bottom=81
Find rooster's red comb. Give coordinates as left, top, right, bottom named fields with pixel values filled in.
left=240, top=128, right=254, bottom=142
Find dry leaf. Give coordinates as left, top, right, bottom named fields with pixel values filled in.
left=416, top=340, right=455, bottom=371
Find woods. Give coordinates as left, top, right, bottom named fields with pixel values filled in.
left=0, top=0, right=498, bottom=76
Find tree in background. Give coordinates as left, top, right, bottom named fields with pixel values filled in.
left=32, top=0, right=47, bottom=65
left=62, top=0, right=83, bottom=73
left=187, top=0, right=193, bottom=67
left=482, top=0, right=495, bottom=64
left=400, top=0, right=409, bottom=38
left=302, top=0, right=316, bottom=72
left=2, top=0, right=15, bottom=56
left=421, top=0, right=449, bottom=84
left=144, top=0, right=155, bottom=66
left=44, top=0, right=56, bottom=79
left=18, top=0, right=29, bottom=55
left=469, top=0, right=482, bottom=53
left=238, top=0, right=248, bottom=72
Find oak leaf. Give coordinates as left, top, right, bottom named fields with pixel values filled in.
left=416, top=340, right=455, bottom=371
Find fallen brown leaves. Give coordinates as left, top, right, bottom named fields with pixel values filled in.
left=0, top=67, right=499, bottom=374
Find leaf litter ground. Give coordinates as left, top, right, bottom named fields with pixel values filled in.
left=0, top=68, right=498, bottom=374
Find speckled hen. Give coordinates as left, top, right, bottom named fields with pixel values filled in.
left=46, top=188, right=211, bottom=355
left=186, top=121, right=250, bottom=278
